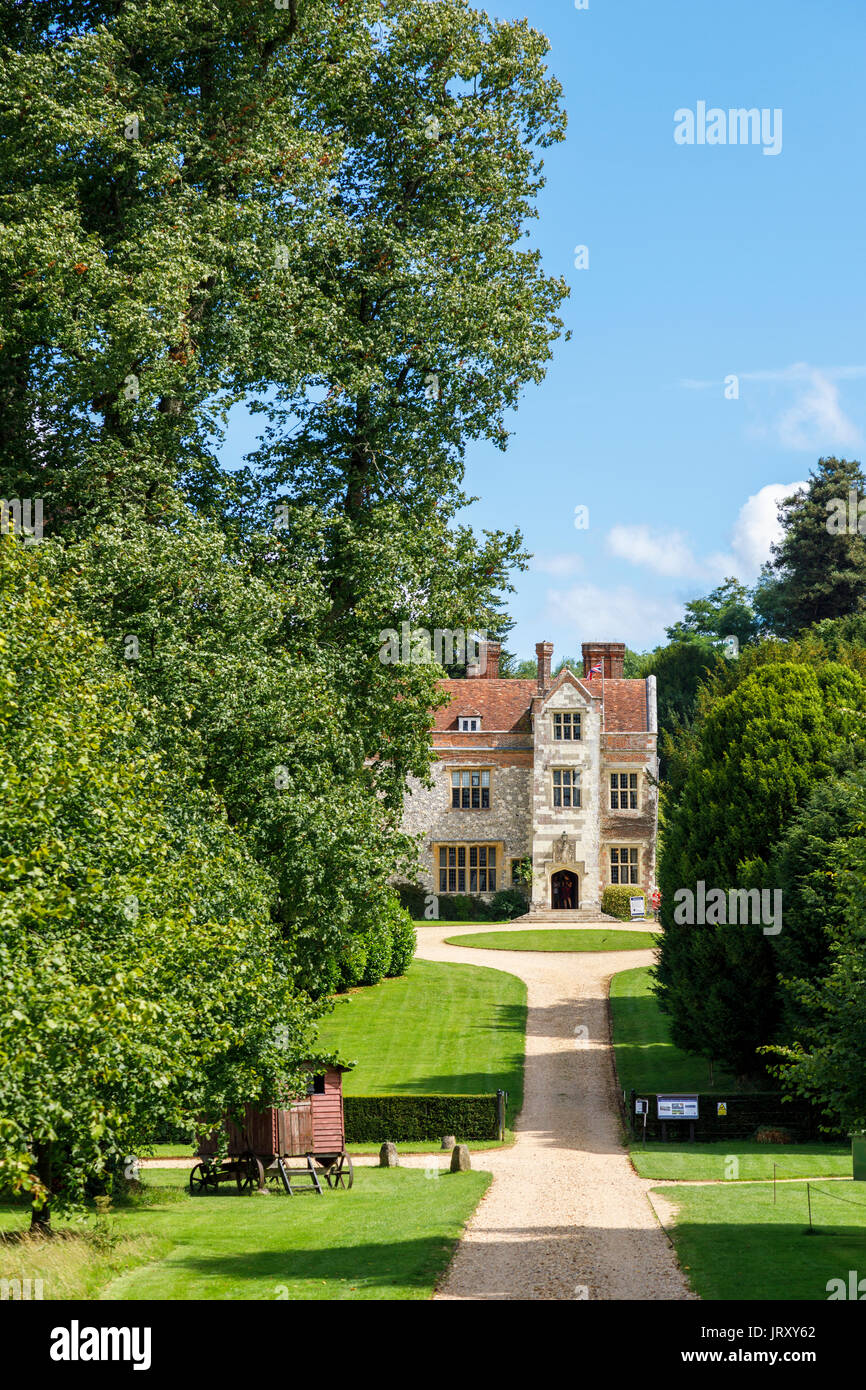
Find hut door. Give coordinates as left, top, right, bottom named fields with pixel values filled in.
left=280, top=1100, right=313, bottom=1156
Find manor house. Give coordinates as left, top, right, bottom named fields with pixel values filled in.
left=401, top=641, right=659, bottom=915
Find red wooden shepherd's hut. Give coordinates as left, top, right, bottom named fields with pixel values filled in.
left=191, top=1063, right=353, bottom=1196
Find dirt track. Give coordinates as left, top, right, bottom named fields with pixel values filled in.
left=413, top=922, right=695, bottom=1302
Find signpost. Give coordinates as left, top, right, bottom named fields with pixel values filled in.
left=657, top=1094, right=699, bottom=1142
left=635, top=1097, right=649, bottom=1146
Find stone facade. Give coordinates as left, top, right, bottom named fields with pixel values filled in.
left=400, top=640, right=659, bottom=914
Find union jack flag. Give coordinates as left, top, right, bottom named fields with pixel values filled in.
left=588, top=662, right=603, bottom=677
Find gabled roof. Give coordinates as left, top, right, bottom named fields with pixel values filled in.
left=433, top=674, right=652, bottom=734
left=538, top=666, right=596, bottom=705
left=582, top=679, right=650, bottom=732
left=433, top=679, right=536, bottom=732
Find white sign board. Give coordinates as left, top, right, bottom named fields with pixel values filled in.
left=635, top=1098, right=648, bottom=1115
left=629, top=896, right=646, bottom=919
left=657, top=1094, right=699, bottom=1120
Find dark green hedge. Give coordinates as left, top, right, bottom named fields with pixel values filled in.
left=629, top=1090, right=843, bottom=1142
left=345, top=1094, right=499, bottom=1142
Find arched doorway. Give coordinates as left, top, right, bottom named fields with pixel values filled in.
left=551, top=870, right=578, bottom=910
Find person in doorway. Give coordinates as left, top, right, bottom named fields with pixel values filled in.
left=561, top=872, right=574, bottom=909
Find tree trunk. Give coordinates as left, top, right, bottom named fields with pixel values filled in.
left=30, top=1143, right=53, bottom=1235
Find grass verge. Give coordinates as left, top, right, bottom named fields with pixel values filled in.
left=611, top=964, right=738, bottom=1095
left=315, top=959, right=526, bottom=1127
left=446, top=929, right=657, bottom=952
left=632, top=1140, right=851, bottom=1182
left=104, top=1168, right=490, bottom=1300
left=655, top=1178, right=866, bottom=1301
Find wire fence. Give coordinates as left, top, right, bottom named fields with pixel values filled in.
left=772, top=1160, right=866, bottom=1233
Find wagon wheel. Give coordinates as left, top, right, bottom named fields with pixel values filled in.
left=332, top=1152, right=353, bottom=1190
left=189, top=1162, right=213, bottom=1195
left=235, top=1152, right=265, bottom=1193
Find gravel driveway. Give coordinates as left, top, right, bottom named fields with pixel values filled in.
left=413, top=921, right=695, bottom=1302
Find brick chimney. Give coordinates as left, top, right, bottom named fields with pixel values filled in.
left=536, top=640, right=553, bottom=692
left=582, top=641, right=625, bottom=680
left=467, top=639, right=501, bottom=679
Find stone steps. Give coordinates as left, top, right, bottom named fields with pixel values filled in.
left=512, top=908, right=624, bottom=924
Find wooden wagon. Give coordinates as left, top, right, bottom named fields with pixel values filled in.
left=189, top=1064, right=353, bottom=1197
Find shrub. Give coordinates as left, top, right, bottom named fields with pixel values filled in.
left=754, top=1126, right=795, bottom=1145
left=490, top=888, right=527, bottom=920
left=338, top=937, right=368, bottom=991
left=387, top=911, right=416, bottom=977
left=437, top=894, right=477, bottom=921
left=394, top=881, right=427, bottom=919
left=361, top=921, right=392, bottom=987
left=602, top=885, right=644, bottom=921
left=510, top=856, right=533, bottom=887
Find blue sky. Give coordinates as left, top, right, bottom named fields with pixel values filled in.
left=468, top=0, right=866, bottom=659
left=228, top=0, right=866, bottom=662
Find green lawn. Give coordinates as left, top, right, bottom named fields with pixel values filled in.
left=632, top=1140, right=851, bottom=1182
left=0, top=1168, right=489, bottom=1301
left=315, top=959, right=526, bottom=1127
left=656, top=1177, right=866, bottom=1301
left=611, top=965, right=739, bottom=1094
left=446, top=929, right=658, bottom=952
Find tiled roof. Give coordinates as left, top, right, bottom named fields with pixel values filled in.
left=582, top=679, right=649, bottom=732
left=433, top=680, right=536, bottom=732
left=433, top=676, right=651, bottom=733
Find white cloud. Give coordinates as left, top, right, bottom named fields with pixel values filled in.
left=606, top=524, right=732, bottom=581
left=543, top=583, right=684, bottom=650
left=729, top=480, right=807, bottom=576
left=774, top=370, right=861, bottom=451
left=531, top=554, right=585, bottom=578
left=680, top=361, right=865, bottom=451
left=601, top=482, right=809, bottom=588
left=607, top=525, right=695, bottom=577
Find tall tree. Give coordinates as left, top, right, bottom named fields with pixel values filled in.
left=753, top=458, right=866, bottom=637
left=656, top=662, right=866, bottom=1077
left=0, top=534, right=324, bottom=1223
left=665, top=577, right=759, bottom=650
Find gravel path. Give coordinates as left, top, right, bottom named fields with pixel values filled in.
left=414, top=921, right=695, bottom=1302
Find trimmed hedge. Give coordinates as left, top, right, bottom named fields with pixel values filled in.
left=603, top=885, right=645, bottom=921
left=344, top=1094, right=500, bottom=1142
left=628, top=1090, right=844, bottom=1142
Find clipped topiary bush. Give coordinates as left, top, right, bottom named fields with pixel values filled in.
left=602, top=885, right=644, bottom=921
left=490, top=888, right=528, bottom=920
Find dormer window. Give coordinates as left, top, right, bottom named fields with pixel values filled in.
left=458, top=717, right=480, bottom=732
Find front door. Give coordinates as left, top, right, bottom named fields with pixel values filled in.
left=551, top=870, right=578, bottom=910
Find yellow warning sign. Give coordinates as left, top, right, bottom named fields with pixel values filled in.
left=717, top=1102, right=727, bottom=1117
